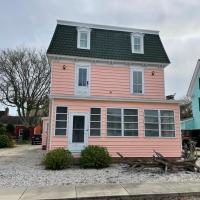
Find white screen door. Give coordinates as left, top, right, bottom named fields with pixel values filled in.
left=68, top=113, right=88, bottom=152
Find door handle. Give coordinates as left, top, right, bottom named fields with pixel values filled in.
left=86, top=81, right=89, bottom=86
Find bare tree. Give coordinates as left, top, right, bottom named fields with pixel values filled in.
left=180, top=96, right=192, bottom=120
left=0, top=47, right=50, bottom=127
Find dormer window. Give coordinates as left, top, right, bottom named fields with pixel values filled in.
left=77, top=27, right=91, bottom=50
left=131, top=33, right=144, bottom=54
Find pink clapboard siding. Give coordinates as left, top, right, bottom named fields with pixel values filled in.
left=51, top=61, right=165, bottom=100
left=48, top=99, right=181, bottom=158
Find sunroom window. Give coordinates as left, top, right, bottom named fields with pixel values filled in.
left=55, top=107, right=68, bottom=135
left=144, top=109, right=175, bottom=137
left=90, top=108, right=101, bottom=136
left=107, top=108, right=138, bottom=136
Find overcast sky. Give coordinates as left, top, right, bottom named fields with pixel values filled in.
left=0, top=0, right=200, bottom=115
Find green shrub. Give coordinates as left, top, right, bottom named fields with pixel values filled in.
left=0, top=135, right=11, bottom=148
left=6, top=124, right=15, bottom=136
left=80, top=145, right=112, bottom=169
left=0, top=124, right=6, bottom=135
left=43, top=148, right=73, bottom=170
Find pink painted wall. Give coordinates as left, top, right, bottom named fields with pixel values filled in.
left=51, top=61, right=165, bottom=100
left=47, top=99, right=182, bottom=158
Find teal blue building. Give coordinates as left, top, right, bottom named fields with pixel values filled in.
left=181, top=59, right=200, bottom=130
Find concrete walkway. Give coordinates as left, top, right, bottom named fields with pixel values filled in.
left=1, top=182, right=200, bottom=200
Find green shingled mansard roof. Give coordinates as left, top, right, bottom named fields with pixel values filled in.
left=47, top=23, right=170, bottom=64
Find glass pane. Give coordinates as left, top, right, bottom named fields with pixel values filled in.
left=55, top=128, right=66, bottom=135
left=134, top=37, right=140, bottom=45
left=72, top=116, right=84, bottom=143
left=56, top=107, right=67, bottom=113
left=145, top=123, right=159, bottom=129
left=90, top=129, right=100, bottom=136
left=160, top=110, right=174, bottom=117
left=161, top=124, right=175, bottom=130
left=90, top=115, right=100, bottom=121
left=107, top=122, right=121, bottom=129
left=124, top=116, right=138, bottom=122
left=80, top=32, right=87, bottom=40
left=133, top=71, right=142, bottom=84
left=107, top=115, right=121, bottom=122
left=78, top=68, right=87, bottom=86
left=91, top=108, right=101, bottom=114
left=145, top=130, right=159, bottom=137
left=161, top=131, right=175, bottom=137
left=107, top=129, right=121, bottom=136
left=124, top=109, right=138, bottom=115
left=133, top=84, right=142, bottom=93
left=145, top=116, right=158, bottom=123
left=90, top=122, right=100, bottom=128
left=56, top=121, right=67, bottom=128
left=107, top=108, right=121, bottom=115
left=56, top=114, right=67, bottom=120
left=80, top=40, right=87, bottom=48
left=144, top=110, right=158, bottom=117
left=134, top=44, right=141, bottom=51
left=161, top=117, right=174, bottom=123
left=124, top=123, right=138, bottom=129
left=124, top=130, right=138, bottom=136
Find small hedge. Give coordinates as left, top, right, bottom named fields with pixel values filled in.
left=43, top=148, right=73, bottom=170
left=80, top=145, right=112, bottom=169
left=0, top=135, right=15, bottom=148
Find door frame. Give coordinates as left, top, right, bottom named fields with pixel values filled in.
left=68, top=112, right=89, bottom=152
left=75, top=63, right=91, bottom=96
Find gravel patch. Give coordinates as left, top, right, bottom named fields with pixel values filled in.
left=0, top=145, right=200, bottom=187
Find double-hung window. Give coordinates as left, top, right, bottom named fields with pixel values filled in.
left=55, top=107, right=68, bottom=135
left=131, top=67, right=144, bottom=94
left=90, top=108, right=101, bottom=136
left=107, top=108, right=138, bottom=136
left=144, top=109, right=175, bottom=137
left=77, top=27, right=91, bottom=49
left=131, top=33, right=144, bottom=54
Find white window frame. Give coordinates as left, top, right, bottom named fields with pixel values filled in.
left=77, top=27, right=91, bottom=50
left=131, top=33, right=144, bottom=54
left=89, top=107, right=101, bottom=137
left=106, top=107, right=139, bottom=137
left=75, top=63, right=91, bottom=96
left=130, top=67, right=144, bottom=95
left=54, top=106, right=68, bottom=136
left=19, top=129, right=24, bottom=136
left=144, top=109, right=176, bottom=138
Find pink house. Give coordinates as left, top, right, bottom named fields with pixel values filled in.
left=43, top=20, right=182, bottom=158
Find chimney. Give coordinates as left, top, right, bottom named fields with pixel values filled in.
left=5, top=107, right=9, bottom=116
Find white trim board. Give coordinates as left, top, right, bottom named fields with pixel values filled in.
left=47, top=54, right=169, bottom=68
left=57, top=20, right=159, bottom=35
left=187, top=59, right=200, bottom=97
left=49, top=94, right=182, bottom=104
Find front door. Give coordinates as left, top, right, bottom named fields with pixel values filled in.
left=76, top=64, right=90, bottom=96
left=68, top=113, right=88, bottom=152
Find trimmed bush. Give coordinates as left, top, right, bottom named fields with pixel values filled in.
left=0, top=135, right=12, bottom=148
left=80, top=145, right=112, bottom=169
left=0, top=124, right=6, bottom=135
left=43, top=148, right=73, bottom=170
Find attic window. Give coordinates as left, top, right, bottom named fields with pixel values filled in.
left=77, top=27, right=91, bottom=50
left=131, top=33, right=144, bottom=54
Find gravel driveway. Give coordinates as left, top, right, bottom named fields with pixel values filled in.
left=0, top=145, right=200, bottom=187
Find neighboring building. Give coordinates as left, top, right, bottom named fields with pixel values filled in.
left=0, top=108, right=35, bottom=138
left=181, top=60, right=200, bottom=139
left=45, top=20, right=182, bottom=157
